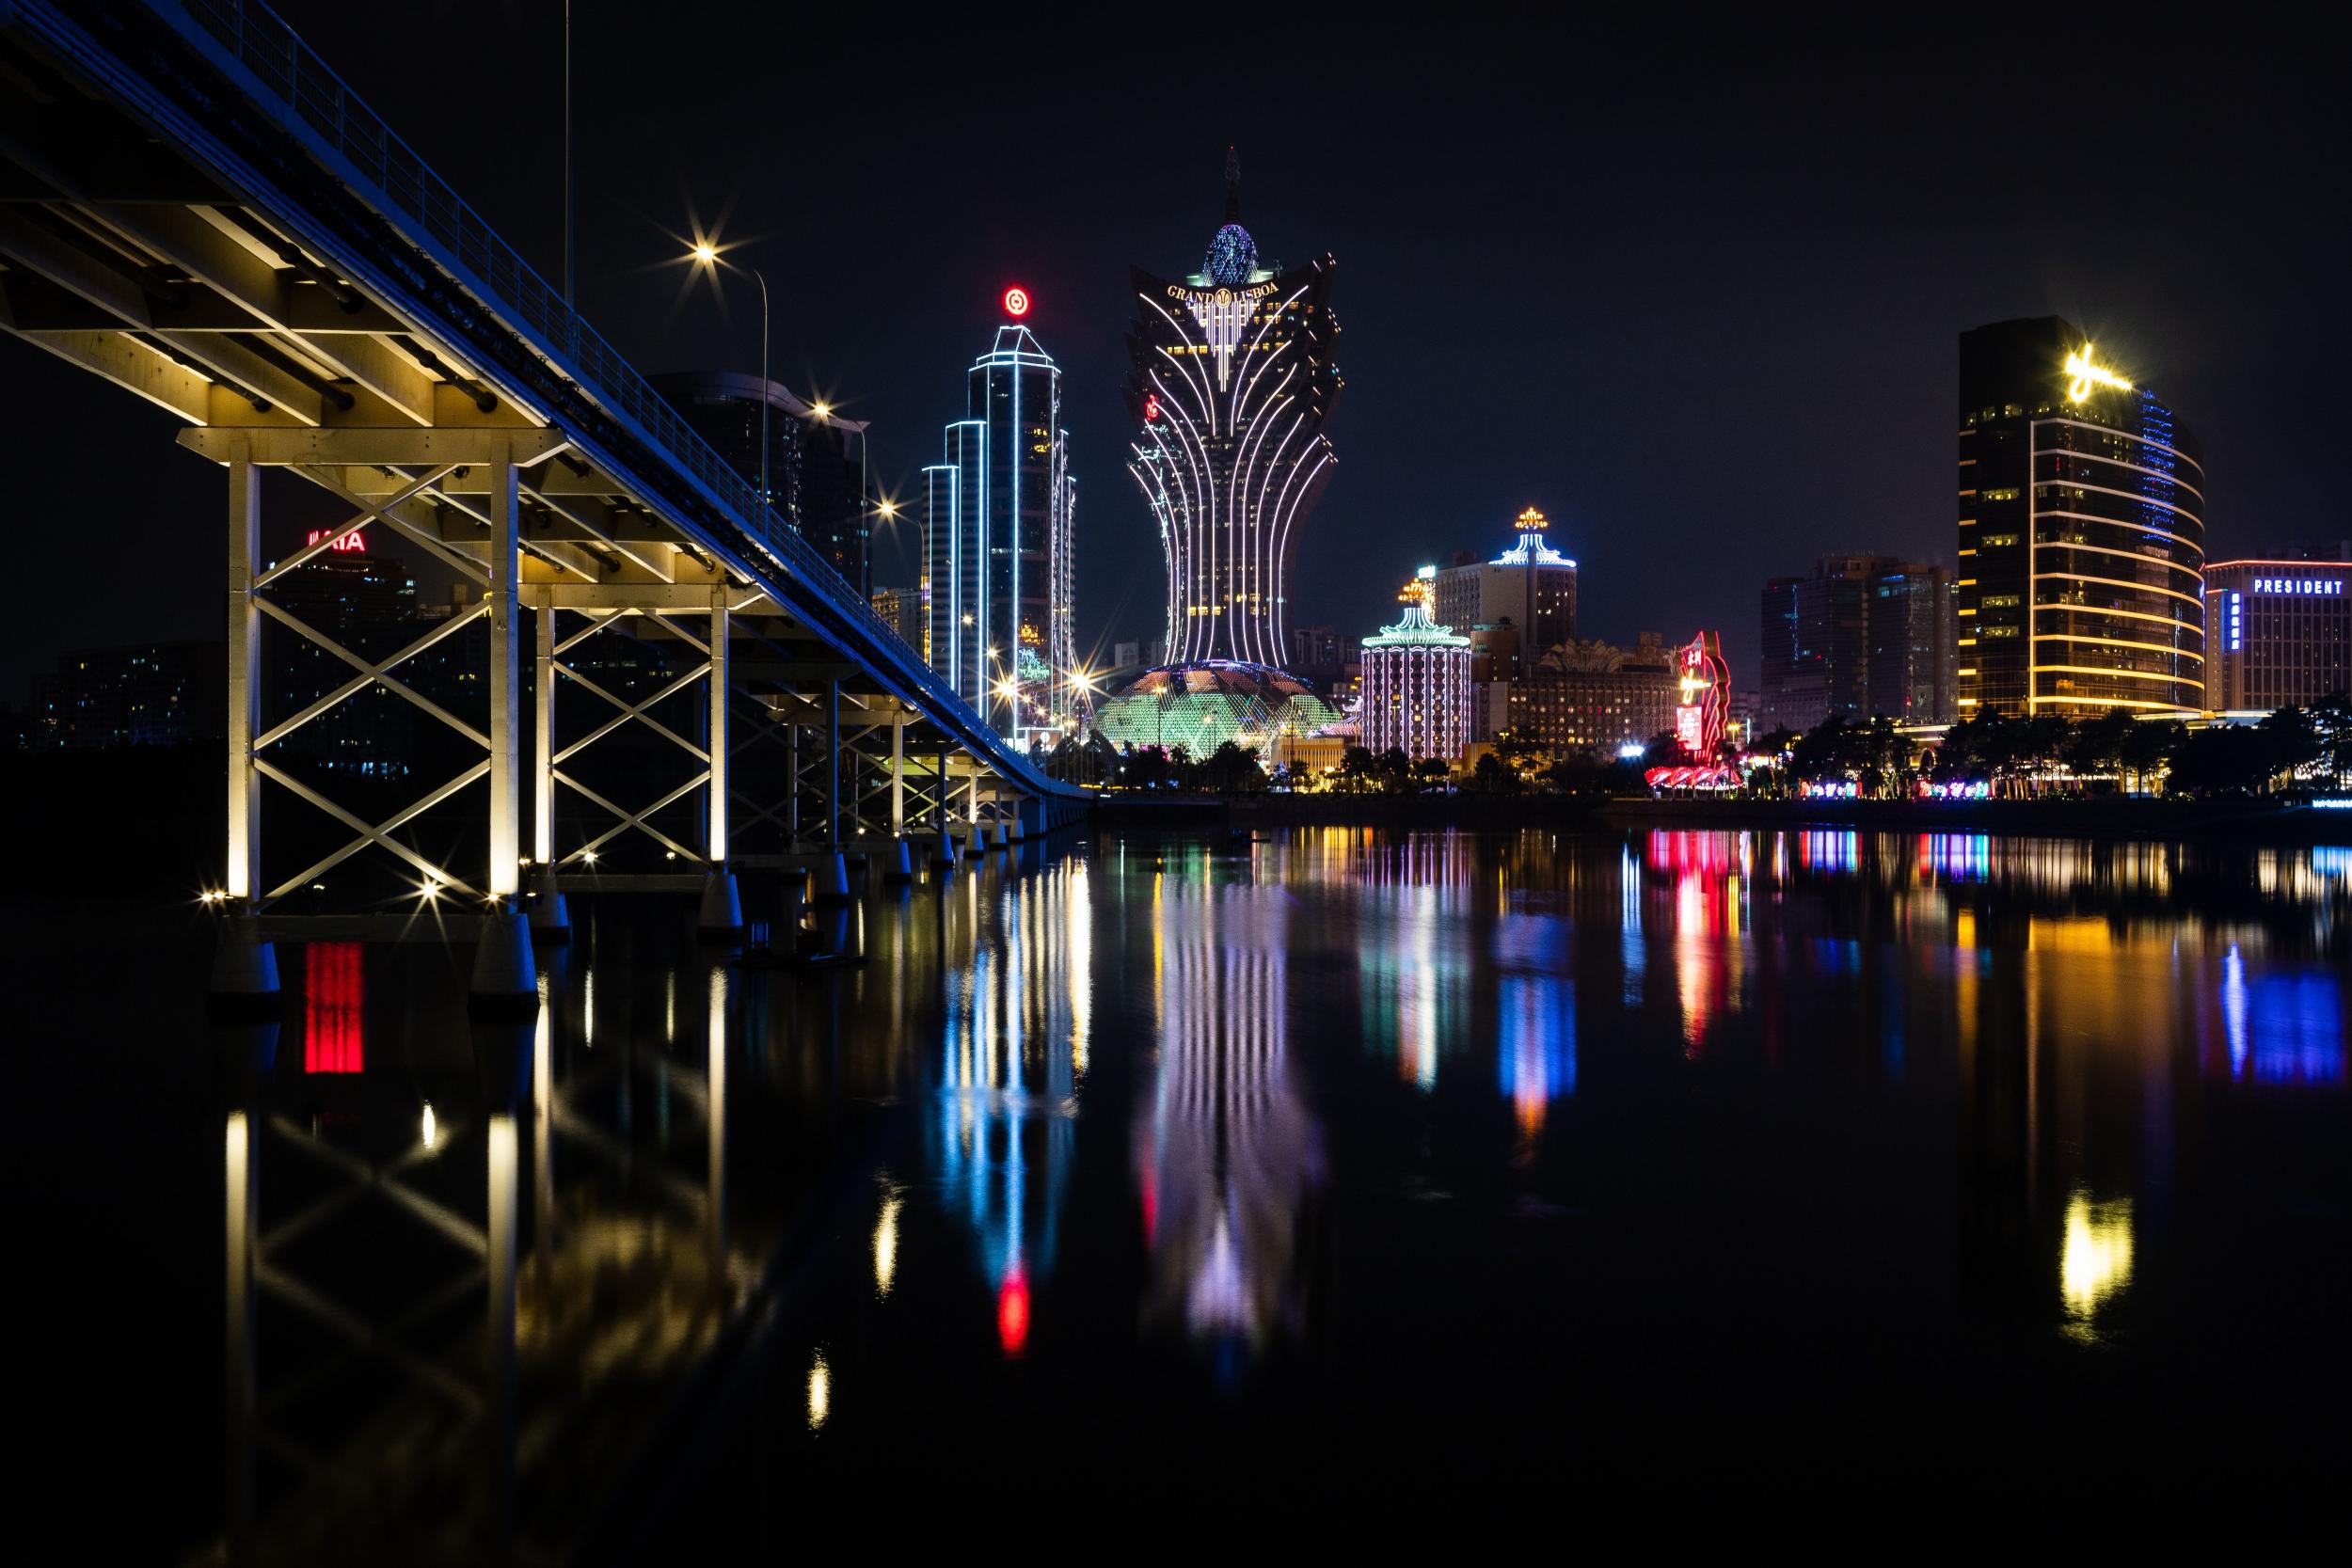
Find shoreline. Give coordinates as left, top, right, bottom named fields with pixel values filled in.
left=1097, top=793, right=2352, bottom=845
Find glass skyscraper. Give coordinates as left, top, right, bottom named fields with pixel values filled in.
left=924, top=324, right=1076, bottom=741
left=1124, top=149, right=1340, bottom=673
left=1957, top=319, right=2205, bottom=719
left=652, top=371, right=869, bottom=594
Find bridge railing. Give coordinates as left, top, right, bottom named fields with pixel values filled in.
left=176, top=0, right=937, bottom=687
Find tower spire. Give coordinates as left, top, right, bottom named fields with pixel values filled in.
left=1224, top=145, right=1241, bottom=222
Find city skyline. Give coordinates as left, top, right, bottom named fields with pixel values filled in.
left=0, top=7, right=2343, bottom=706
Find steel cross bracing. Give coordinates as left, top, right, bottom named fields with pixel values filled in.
left=0, top=0, right=1088, bottom=913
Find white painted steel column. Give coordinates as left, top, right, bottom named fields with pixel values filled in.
left=890, top=716, right=904, bottom=835
left=532, top=588, right=555, bottom=865
left=226, top=444, right=261, bottom=900
left=707, top=594, right=729, bottom=863
left=485, top=440, right=520, bottom=896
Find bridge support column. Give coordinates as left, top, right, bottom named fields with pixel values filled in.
left=485, top=439, right=520, bottom=899
left=813, top=679, right=850, bottom=904
left=224, top=441, right=262, bottom=906
left=698, top=594, right=740, bottom=938
left=890, top=719, right=904, bottom=837
left=530, top=590, right=568, bottom=940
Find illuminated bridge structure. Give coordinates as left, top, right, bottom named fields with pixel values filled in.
left=0, top=0, right=1089, bottom=969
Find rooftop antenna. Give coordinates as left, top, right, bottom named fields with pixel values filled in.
left=1224, top=145, right=1241, bottom=221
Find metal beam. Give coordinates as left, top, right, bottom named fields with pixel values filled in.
left=180, top=426, right=571, bottom=466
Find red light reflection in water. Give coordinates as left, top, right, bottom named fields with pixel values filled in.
left=997, top=1265, right=1031, bottom=1355
left=304, top=942, right=364, bottom=1072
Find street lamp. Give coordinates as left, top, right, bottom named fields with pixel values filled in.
left=686, top=238, right=772, bottom=522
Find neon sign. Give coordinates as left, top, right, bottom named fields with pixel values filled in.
left=305, top=529, right=366, bottom=553
left=1002, top=286, right=1030, bottom=318
left=2253, top=578, right=2343, bottom=594
left=2063, top=345, right=2133, bottom=402
left=1142, top=392, right=1159, bottom=422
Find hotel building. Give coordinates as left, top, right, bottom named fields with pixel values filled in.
left=2203, top=553, right=2350, bottom=711
left=1124, top=149, right=1340, bottom=673
left=1956, top=318, right=2205, bottom=718
left=1431, top=508, right=1579, bottom=680
left=1359, top=569, right=1472, bottom=762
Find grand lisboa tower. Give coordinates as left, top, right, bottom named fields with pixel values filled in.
left=1124, top=149, right=1342, bottom=674
left=1098, top=150, right=1345, bottom=756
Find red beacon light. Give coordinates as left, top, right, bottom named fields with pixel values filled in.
left=1002, top=285, right=1031, bottom=318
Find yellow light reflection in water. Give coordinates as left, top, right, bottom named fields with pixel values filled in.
left=806, top=1352, right=831, bottom=1429
left=2060, top=1189, right=2134, bottom=1339
left=873, top=1193, right=902, bottom=1297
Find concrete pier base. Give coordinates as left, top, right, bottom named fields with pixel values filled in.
left=992, top=820, right=1010, bottom=850
left=932, top=829, right=959, bottom=870
left=469, top=904, right=538, bottom=1019
left=207, top=910, right=280, bottom=1019
left=965, top=822, right=988, bottom=859
left=696, top=869, right=744, bottom=941
left=1009, top=816, right=1026, bottom=843
left=883, top=837, right=916, bottom=883
left=527, top=866, right=570, bottom=942
left=812, top=850, right=852, bottom=905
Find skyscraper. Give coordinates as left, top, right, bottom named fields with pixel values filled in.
left=653, top=371, right=870, bottom=593
left=1759, top=554, right=1954, bottom=732
left=1957, top=319, right=2205, bottom=719
left=1124, top=149, right=1340, bottom=672
left=925, top=315, right=1077, bottom=741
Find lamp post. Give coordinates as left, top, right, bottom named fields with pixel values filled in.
left=689, top=242, right=771, bottom=520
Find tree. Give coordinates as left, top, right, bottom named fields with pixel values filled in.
left=1413, top=755, right=1453, bottom=793
left=1376, top=746, right=1413, bottom=794
left=1338, top=746, right=1376, bottom=794
left=1470, top=751, right=1521, bottom=796
left=1202, top=739, right=1265, bottom=796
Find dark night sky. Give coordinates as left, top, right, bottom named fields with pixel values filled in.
left=5, top=5, right=2345, bottom=700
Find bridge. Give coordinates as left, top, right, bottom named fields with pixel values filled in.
left=0, top=0, right=1089, bottom=998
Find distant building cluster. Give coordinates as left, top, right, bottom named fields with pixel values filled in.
left=1759, top=555, right=1956, bottom=733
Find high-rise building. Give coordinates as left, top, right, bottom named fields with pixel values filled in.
left=1957, top=319, right=2205, bottom=719
left=869, top=585, right=927, bottom=654
left=2204, top=551, right=2350, bottom=711
left=1431, top=508, right=1578, bottom=680
left=1359, top=568, right=1471, bottom=763
left=1124, top=149, right=1340, bottom=672
left=1760, top=554, right=1954, bottom=732
left=924, top=319, right=1076, bottom=741
left=653, top=371, right=870, bottom=593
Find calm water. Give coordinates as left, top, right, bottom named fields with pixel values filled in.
left=19, top=827, right=2351, bottom=1556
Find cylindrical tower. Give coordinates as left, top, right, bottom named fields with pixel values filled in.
left=1360, top=568, right=1472, bottom=763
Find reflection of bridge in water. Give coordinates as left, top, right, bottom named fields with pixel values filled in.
left=0, top=0, right=1088, bottom=1000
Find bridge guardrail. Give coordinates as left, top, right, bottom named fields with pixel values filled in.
left=173, top=0, right=977, bottom=720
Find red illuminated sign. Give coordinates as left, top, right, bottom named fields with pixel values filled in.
left=1002, top=286, right=1031, bottom=318
left=306, top=529, right=366, bottom=553
left=1143, top=393, right=1159, bottom=422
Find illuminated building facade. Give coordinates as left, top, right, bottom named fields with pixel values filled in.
left=1124, top=149, right=1340, bottom=672
left=653, top=371, right=870, bottom=594
left=1432, top=507, right=1579, bottom=679
left=1506, top=634, right=1680, bottom=759
left=2203, top=554, right=2351, bottom=711
left=1958, top=319, right=2205, bottom=719
left=925, top=318, right=1077, bottom=740
left=1760, top=554, right=1954, bottom=731
left=1359, top=568, right=1472, bottom=762
left=868, top=584, right=926, bottom=654
left=1091, top=661, right=1342, bottom=756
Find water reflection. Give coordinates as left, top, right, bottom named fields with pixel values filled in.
left=929, top=856, right=1092, bottom=1354
left=82, top=824, right=2352, bottom=1553
left=1136, top=868, right=1325, bottom=1356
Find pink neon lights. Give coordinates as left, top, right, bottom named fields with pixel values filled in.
left=304, top=942, right=364, bottom=1072
left=1002, top=286, right=1031, bottom=318
left=305, top=529, right=366, bottom=553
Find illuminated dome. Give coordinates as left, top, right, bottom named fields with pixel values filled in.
left=1093, top=660, right=1343, bottom=753
left=1203, top=222, right=1257, bottom=286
